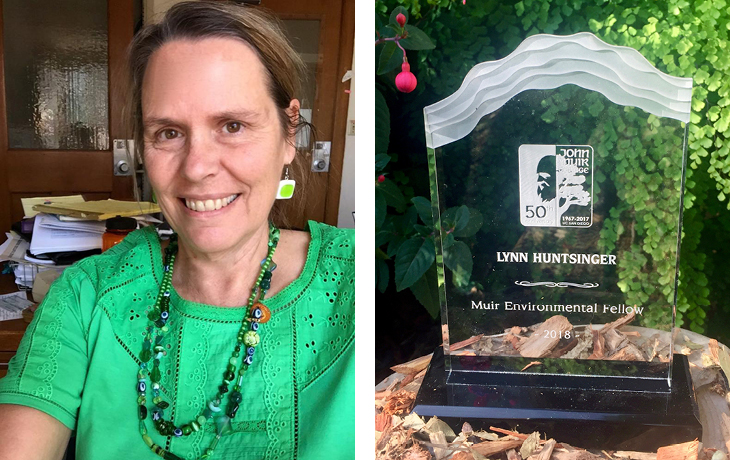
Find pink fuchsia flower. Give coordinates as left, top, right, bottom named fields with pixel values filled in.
left=396, top=13, right=406, bottom=27
left=395, top=62, right=417, bottom=93
left=377, top=174, right=386, bottom=183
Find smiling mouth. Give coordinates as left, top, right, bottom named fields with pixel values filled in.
left=183, top=194, right=239, bottom=212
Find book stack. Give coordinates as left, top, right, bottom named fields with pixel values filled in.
left=29, top=213, right=106, bottom=256
left=1, top=197, right=161, bottom=290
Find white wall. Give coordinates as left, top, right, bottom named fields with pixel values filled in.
left=337, top=56, right=356, bottom=229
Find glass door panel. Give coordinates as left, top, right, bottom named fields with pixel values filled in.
left=3, top=0, right=109, bottom=150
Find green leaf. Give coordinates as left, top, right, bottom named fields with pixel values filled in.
left=414, top=224, right=432, bottom=236
left=375, top=153, right=391, bottom=171
left=440, top=207, right=455, bottom=227
left=376, top=258, right=389, bottom=293
left=453, top=206, right=471, bottom=233
left=387, top=236, right=405, bottom=258
left=377, top=41, right=403, bottom=75
left=378, top=25, right=397, bottom=39
left=676, top=39, right=691, bottom=55
left=442, top=232, right=455, bottom=249
left=515, top=1, right=525, bottom=16
left=588, top=99, right=604, bottom=117
left=395, top=237, right=436, bottom=291
left=389, top=6, right=408, bottom=25
left=453, top=208, right=483, bottom=238
left=375, top=89, right=390, bottom=154
left=441, top=206, right=469, bottom=231
left=385, top=24, right=401, bottom=36
left=411, top=196, right=433, bottom=226
left=444, top=241, right=473, bottom=287
left=375, top=188, right=386, bottom=229
left=375, top=229, right=394, bottom=248
left=396, top=205, right=418, bottom=235
left=375, top=13, right=384, bottom=33
left=400, top=25, right=436, bottom=50
left=376, top=177, right=407, bottom=211
left=409, top=265, right=440, bottom=319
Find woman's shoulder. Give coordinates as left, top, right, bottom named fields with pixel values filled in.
left=297, top=220, right=354, bottom=302
left=307, top=221, right=354, bottom=260
left=271, top=222, right=353, bottom=294
left=0, top=228, right=161, bottom=430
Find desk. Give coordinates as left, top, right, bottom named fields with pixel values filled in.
left=0, top=274, right=31, bottom=378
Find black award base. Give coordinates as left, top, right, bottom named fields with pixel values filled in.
left=412, top=348, right=702, bottom=451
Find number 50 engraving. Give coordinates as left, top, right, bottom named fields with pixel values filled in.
left=525, top=205, right=547, bottom=219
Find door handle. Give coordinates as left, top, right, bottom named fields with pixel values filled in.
left=311, top=141, right=331, bottom=172
left=113, top=139, right=135, bottom=176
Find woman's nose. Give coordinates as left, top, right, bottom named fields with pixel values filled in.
left=180, top=131, right=219, bottom=182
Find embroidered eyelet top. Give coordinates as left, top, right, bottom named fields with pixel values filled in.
left=0, top=222, right=355, bottom=460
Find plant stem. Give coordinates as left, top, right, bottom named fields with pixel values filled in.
left=395, top=39, right=407, bottom=60
left=374, top=36, right=400, bottom=46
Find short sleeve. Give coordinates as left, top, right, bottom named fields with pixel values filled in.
left=0, top=265, right=95, bottom=429
left=296, top=223, right=355, bottom=458
left=296, top=222, right=355, bottom=388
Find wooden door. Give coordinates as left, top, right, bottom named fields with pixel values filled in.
left=0, top=0, right=136, bottom=234
left=260, top=0, right=354, bottom=229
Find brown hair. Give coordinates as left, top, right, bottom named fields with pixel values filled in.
left=126, top=1, right=311, bottom=226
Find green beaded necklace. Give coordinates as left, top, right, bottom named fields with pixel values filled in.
left=136, top=224, right=280, bottom=460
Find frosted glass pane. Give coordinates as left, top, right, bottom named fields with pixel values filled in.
left=3, top=0, right=109, bottom=150
left=281, top=20, right=320, bottom=112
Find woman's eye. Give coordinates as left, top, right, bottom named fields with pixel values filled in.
left=225, top=122, right=242, bottom=134
left=158, top=129, right=180, bottom=140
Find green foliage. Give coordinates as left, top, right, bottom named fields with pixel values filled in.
left=377, top=41, right=404, bottom=75
left=376, top=83, right=484, bottom=317
left=375, top=89, right=390, bottom=155
left=376, top=6, right=435, bottom=75
left=376, top=4, right=483, bottom=318
left=375, top=181, right=483, bottom=317
left=409, top=265, right=441, bottom=318
left=376, top=0, right=730, bottom=334
left=394, top=237, right=436, bottom=290
left=400, top=25, right=437, bottom=50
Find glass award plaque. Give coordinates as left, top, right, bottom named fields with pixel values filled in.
left=413, top=33, right=701, bottom=448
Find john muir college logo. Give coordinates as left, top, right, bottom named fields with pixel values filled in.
left=518, top=145, right=593, bottom=227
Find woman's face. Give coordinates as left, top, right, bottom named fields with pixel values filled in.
left=142, top=37, right=297, bottom=255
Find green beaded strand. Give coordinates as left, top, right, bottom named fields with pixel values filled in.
left=136, top=225, right=279, bottom=460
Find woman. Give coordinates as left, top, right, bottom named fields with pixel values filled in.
left=0, top=2, right=354, bottom=459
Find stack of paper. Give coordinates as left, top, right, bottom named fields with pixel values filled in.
left=0, top=231, right=28, bottom=263
left=29, top=213, right=105, bottom=255
left=0, top=232, right=67, bottom=289
left=12, top=262, right=65, bottom=289
left=31, top=199, right=161, bottom=220
left=21, top=195, right=85, bottom=219
left=1, top=196, right=160, bottom=290
left=0, top=291, right=33, bottom=321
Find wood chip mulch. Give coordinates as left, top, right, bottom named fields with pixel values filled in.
left=376, top=315, right=730, bottom=460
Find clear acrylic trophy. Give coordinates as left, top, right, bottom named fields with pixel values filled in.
left=413, top=33, right=701, bottom=449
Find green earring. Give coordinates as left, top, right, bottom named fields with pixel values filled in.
left=276, top=165, right=295, bottom=200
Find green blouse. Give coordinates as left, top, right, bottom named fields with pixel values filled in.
left=0, top=222, right=355, bottom=460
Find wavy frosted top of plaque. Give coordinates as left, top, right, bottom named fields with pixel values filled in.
left=424, top=32, right=692, bottom=150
